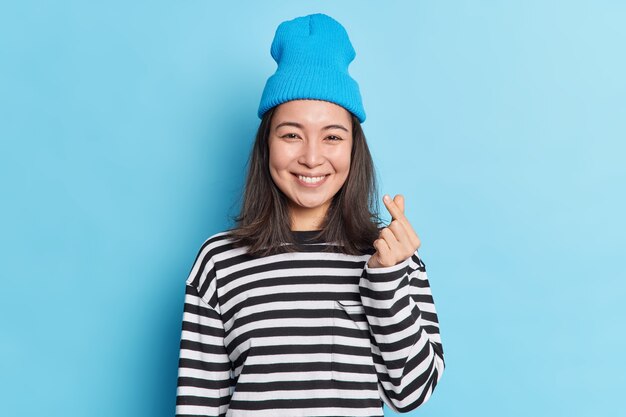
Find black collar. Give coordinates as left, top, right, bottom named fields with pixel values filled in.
left=290, top=230, right=325, bottom=244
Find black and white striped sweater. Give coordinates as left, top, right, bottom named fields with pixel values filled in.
left=175, top=229, right=445, bottom=417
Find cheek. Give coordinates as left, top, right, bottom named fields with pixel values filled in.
left=267, top=158, right=285, bottom=192
left=334, top=147, right=352, bottom=174
left=342, top=154, right=352, bottom=171
left=269, top=139, right=299, bottom=164
left=268, top=144, right=288, bottom=172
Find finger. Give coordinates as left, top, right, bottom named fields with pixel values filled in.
left=394, top=194, right=404, bottom=213
left=387, top=220, right=420, bottom=260
left=388, top=194, right=411, bottom=244
left=384, top=194, right=420, bottom=249
left=388, top=219, right=410, bottom=245
left=388, top=220, right=415, bottom=258
left=383, top=194, right=407, bottom=223
left=380, top=226, right=404, bottom=260
left=383, top=194, right=415, bottom=235
left=373, top=237, right=393, bottom=267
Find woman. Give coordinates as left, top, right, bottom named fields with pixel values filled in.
left=175, top=13, right=445, bottom=417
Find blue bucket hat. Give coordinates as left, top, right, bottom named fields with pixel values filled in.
left=257, top=13, right=366, bottom=123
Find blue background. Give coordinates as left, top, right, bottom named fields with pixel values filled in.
left=1, top=1, right=625, bottom=416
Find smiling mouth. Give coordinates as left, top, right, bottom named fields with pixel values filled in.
left=293, top=173, right=330, bottom=186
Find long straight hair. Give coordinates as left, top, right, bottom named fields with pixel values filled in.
left=225, top=106, right=384, bottom=257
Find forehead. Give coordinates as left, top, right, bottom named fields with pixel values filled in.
left=271, top=100, right=352, bottom=129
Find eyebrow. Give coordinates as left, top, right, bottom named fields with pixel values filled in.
left=274, top=121, right=349, bottom=132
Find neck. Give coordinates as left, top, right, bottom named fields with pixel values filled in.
left=288, top=202, right=330, bottom=231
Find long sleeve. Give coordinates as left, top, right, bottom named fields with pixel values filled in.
left=359, top=248, right=445, bottom=413
left=175, top=247, right=234, bottom=417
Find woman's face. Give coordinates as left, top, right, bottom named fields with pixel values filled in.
left=268, top=99, right=353, bottom=230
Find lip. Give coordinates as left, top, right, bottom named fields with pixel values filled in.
left=293, top=173, right=330, bottom=188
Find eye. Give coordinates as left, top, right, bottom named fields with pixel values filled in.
left=281, top=133, right=300, bottom=139
left=326, top=135, right=343, bottom=141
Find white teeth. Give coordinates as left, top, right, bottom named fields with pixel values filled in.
left=298, top=175, right=326, bottom=183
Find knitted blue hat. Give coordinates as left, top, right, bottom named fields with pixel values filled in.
left=257, top=13, right=366, bottom=123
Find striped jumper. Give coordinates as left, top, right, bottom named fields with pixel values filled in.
left=175, top=229, right=445, bottom=417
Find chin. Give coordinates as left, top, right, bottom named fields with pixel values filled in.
left=290, top=197, right=330, bottom=209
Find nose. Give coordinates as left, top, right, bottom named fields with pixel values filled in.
left=298, top=139, right=324, bottom=168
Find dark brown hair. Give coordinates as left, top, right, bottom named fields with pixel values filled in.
left=225, top=105, right=384, bottom=257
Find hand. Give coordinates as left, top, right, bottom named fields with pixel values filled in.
left=367, top=194, right=421, bottom=269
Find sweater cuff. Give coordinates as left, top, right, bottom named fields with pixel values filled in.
left=362, top=251, right=413, bottom=282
